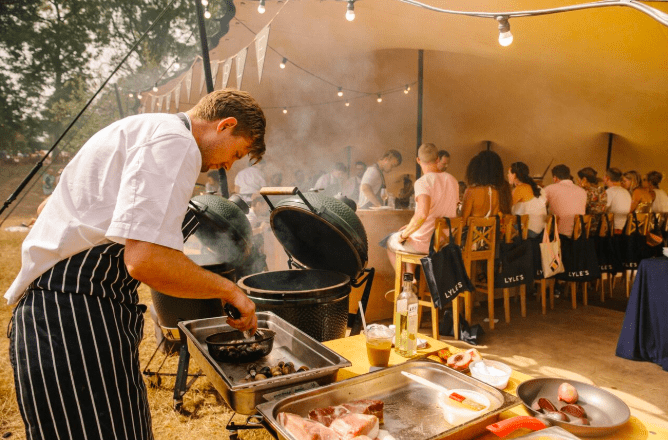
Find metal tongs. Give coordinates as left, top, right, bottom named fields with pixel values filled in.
left=223, top=303, right=254, bottom=340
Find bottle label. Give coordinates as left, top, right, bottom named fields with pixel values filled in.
left=408, top=303, right=418, bottom=333
left=408, top=303, right=418, bottom=316
left=397, top=299, right=407, bottom=313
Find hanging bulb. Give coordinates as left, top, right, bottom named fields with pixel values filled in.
left=128, top=92, right=134, bottom=98
left=283, top=107, right=288, bottom=114
left=137, top=93, right=143, bottom=100
left=497, top=16, right=513, bottom=47
left=345, top=0, right=355, bottom=21
left=337, top=87, right=343, bottom=97
left=152, top=84, right=158, bottom=92
left=201, top=0, right=208, bottom=5
left=280, top=57, right=287, bottom=69
left=204, top=9, right=211, bottom=19
left=258, top=0, right=266, bottom=14
left=377, top=94, right=382, bottom=103
left=173, top=61, right=180, bottom=70
left=345, top=100, right=350, bottom=107
left=404, top=85, right=410, bottom=94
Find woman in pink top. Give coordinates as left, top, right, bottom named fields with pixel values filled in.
left=386, top=143, right=459, bottom=276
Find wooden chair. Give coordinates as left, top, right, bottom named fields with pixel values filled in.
left=563, top=214, right=593, bottom=309
left=621, top=212, right=650, bottom=297
left=498, top=214, right=530, bottom=323
left=393, top=218, right=464, bottom=339
left=596, top=213, right=615, bottom=302
left=461, top=217, right=497, bottom=329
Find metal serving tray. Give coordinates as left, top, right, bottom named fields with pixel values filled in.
left=256, top=360, right=522, bottom=440
left=178, top=312, right=352, bottom=415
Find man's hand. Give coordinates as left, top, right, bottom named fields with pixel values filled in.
left=225, top=287, right=258, bottom=334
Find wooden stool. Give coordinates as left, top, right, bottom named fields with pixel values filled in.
left=462, top=217, right=497, bottom=329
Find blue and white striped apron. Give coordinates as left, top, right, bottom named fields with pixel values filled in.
left=9, top=206, right=199, bottom=440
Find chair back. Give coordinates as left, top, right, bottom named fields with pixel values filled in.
left=597, top=213, right=614, bottom=237
left=573, top=214, right=592, bottom=239
left=433, top=217, right=464, bottom=250
left=625, top=212, right=650, bottom=235
left=500, top=214, right=529, bottom=242
left=464, top=216, right=497, bottom=260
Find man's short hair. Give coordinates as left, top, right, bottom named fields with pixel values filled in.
left=438, top=149, right=450, bottom=159
left=382, top=149, right=403, bottom=166
left=551, top=164, right=571, bottom=181
left=190, top=89, right=266, bottom=164
left=355, top=161, right=366, bottom=168
left=606, top=167, right=623, bottom=182
left=647, top=171, right=663, bottom=187
left=334, top=162, right=347, bottom=173
left=418, top=143, right=438, bottom=163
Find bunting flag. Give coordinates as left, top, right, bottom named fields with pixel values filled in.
left=255, top=25, right=270, bottom=83
left=156, top=96, right=163, bottom=112
left=198, top=58, right=207, bottom=96
left=211, top=60, right=220, bottom=88
left=174, top=83, right=181, bottom=111
left=165, top=90, right=171, bottom=112
left=222, top=57, right=233, bottom=88
left=185, top=68, right=193, bottom=102
left=150, top=95, right=157, bottom=113
left=235, top=47, right=248, bottom=90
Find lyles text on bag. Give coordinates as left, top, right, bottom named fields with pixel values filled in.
left=445, top=281, right=464, bottom=298
left=504, top=274, right=524, bottom=283
left=568, top=270, right=589, bottom=277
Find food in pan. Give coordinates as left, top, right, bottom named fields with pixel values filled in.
left=309, top=405, right=351, bottom=427
left=558, top=382, right=579, bottom=404
left=309, top=399, right=385, bottom=426
left=536, top=398, right=558, bottom=412
left=330, top=413, right=379, bottom=439
left=240, top=361, right=309, bottom=383
left=278, top=412, right=340, bottom=440
left=445, top=348, right=482, bottom=371
left=560, top=403, right=586, bottom=418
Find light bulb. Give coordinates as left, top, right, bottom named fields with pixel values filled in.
left=173, top=62, right=180, bottom=69
left=283, top=107, right=288, bottom=114
left=128, top=92, right=134, bottom=98
left=404, top=85, right=410, bottom=94
left=280, top=57, right=287, bottom=69
left=345, top=1, right=355, bottom=21
left=137, top=93, right=143, bottom=100
left=204, top=9, right=211, bottom=18
left=337, top=87, right=343, bottom=97
left=152, top=85, right=158, bottom=92
left=496, top=16, right=513, bottom=47
left=201, top=0, right=208, bottom=5
left=345, top=100, right=350, bottom=107
left=377, top=94, right=382, bottom=103
left=258, top=0, right=265, bottom=13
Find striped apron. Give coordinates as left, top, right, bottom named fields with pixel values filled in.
left=9, top=207, right=199, bottom=440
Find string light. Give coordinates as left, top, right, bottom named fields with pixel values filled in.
left=204, top=9, right=211, bottom=19
left=404, top=85, right=410, bottom=94
left=345, top=100, right=350, bottom=107
left=128, top=92, right=134, bottom=98
left=337, top=87, right=343, bottom=97
left=173, top=60, right=180, bottom=70
left=280, top=57, right=287, bottom=69
left=201, top=0, right=208, bottom=5
left=258, top=0, right=266, bottom=14
left=497, top=16, right=513, bottom=47
left=137, top=93, right=143, bottom=100
left=152, top=83, right=158, bottom=92
left=283, top=107, right=288, bottom=114
left=377, top=94, right=382, bottom=103
left=345, top=0, right=355, bottom=21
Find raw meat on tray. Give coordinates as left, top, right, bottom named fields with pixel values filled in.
left=330, top=413, right=379, bottom=440
left=277, top=412, right=340, bottom=440
left=309, top=405, right=351, bottom=426
left=342, top=399, right=384, bottom=424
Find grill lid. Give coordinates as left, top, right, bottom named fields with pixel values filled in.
left=262, top=188, right=368, bottom=279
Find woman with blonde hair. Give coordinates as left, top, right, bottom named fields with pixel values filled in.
left=628, top=173, right=655, bottom=213
left=621, top=170, right=641, bottom=194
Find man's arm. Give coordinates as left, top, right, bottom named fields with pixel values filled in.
left=124, top=239, right=257, bottom=333
left=399, top=194, right=430, bottom=242
left=360, top=183, right=383, bottom=207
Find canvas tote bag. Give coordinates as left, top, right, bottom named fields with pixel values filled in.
left=540, top=216, right=565, bottom=278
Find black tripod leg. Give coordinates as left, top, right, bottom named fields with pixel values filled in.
left=173, top=327, right=190, bottom=412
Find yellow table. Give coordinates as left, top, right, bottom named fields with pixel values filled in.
left=323, top=334, right=668, bottom=439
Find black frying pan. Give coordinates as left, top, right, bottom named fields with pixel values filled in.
left=516, top=378, right=630, bottom=437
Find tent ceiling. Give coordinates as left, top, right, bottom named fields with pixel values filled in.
left=154, top=0, right=668, bottom=182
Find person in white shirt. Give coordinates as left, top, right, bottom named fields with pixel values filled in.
left=604, top=167, right=632, bottom=233
left=358, top=149, right=402, bottom=209
left=648, top=171, right=668, bottom=213
left=314, top=162, right=347, bottom=197
left=341, top=161, right=366, bottom=202
left=234, top=161, right=267, bottom=202
left=5, top=90, right=265, bottom=440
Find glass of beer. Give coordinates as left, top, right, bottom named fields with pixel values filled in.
left=364, top=324, right=394, bottom=367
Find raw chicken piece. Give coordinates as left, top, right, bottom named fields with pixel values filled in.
left=376, top=429, right=397, bottom=440
left=309, top=405, right=351, bottom=427
left=350, top=437, right=373, bottom=440
left=330, top=413, right=379, bottom=440
left=277, top=412, right=340, bottom=440
left=342, top=399, right=385, bottom=424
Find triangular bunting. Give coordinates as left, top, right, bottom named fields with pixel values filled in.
left=211, top=61, right=220, bottom=88
left=165, top=90, right=171, bottom=112
left=174, top=84, right=181, bottom=111
left=222, top=57, right=233, bottom=88
left=150, top=95, right=156, bottom=113
left=156, top=96, right=163, bottom=111
left=185, top=68, right=193, bottom=101
left=235, top=47, right=248, bottom=90
left=199, top=59, right=207, bottom=95
left=255, top=25, right=270, bottom=83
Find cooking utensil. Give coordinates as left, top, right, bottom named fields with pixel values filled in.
left=402, top=371, right=489, bottom=411
left=205, top=328, right=275, bottom=363
left=223, top=303, right=252, bottom=340
left=517, top=378, right=631, bottom=437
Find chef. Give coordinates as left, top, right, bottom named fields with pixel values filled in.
left=5, top=89, right=264, bottom=440
left=358, top=149, right=402, bottom=209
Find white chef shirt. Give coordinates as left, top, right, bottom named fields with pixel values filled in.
left=357, top=165, right=383, bottom=208
left=4, top=113, right=201, bottom=304
left=234, top=166, right=266, bottom=201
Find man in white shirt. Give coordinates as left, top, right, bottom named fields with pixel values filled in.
left=6, top=90, right=265, bottom=439
left=358, top=150, right=402, bottom=209
left=234, top=160, right=267, bottom=203
left=604, top=167, right=632, bottom=233
left=314, top=162, right=347, bottom=197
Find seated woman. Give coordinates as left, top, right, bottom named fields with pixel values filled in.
left=508, top=162, right=547, bottom=238
left=622, top=170, right=641, bottom=195
left=385, top=143, right=458, bottom=276
left=461, top=150, right=510, bottom=224
left=629, top=174, right=655, bottom=213
left=576, top=167, right=607, bottom=230
left=648, top=171, right=668, bottom=213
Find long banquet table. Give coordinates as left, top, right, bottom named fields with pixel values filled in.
left=323, top=333, right=668, bottom=439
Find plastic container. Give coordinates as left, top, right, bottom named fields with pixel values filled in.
left=437, top=389, right=490, bottom=425
left=469, top=360, right=512, bottom=390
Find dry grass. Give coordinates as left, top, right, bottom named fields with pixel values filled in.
left=0, top=223, right=272, bottom=439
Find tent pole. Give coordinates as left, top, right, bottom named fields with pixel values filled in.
left=195, top=0, right=214, bottom=94
left=606, top=133, right=614, bottom=170
left=416, top=49, right=424, bottom=180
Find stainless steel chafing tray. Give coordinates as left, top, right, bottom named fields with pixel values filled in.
left=256, top=360, right=522, bottom=440
left=178, top=312, right=352, bottom=415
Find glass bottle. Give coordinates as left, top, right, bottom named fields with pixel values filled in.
left=396, top=272, right=418, bottom=356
